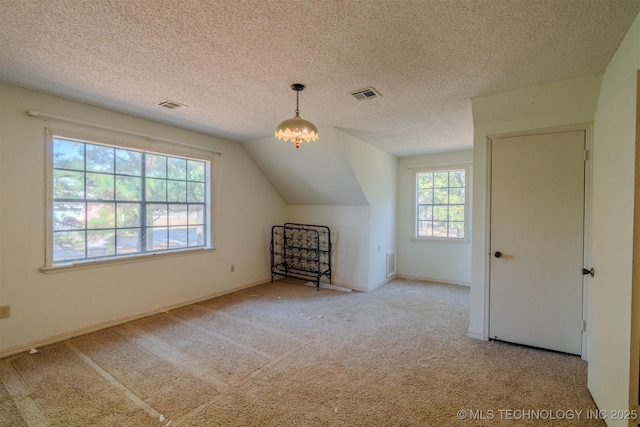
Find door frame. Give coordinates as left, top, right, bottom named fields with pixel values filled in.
left=628, top=70, right=640, bottom=424
left=483, top=123, right=593, bottom=359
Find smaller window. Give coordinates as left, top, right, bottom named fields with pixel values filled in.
left=415, top=167, right=467, bottom=240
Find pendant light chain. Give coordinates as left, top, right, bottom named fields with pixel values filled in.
left=296, top=91, right=300, bottom=116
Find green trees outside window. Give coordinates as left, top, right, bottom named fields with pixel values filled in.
left=416, top=169, right=466, bottom=239
left=52, top=137, right=208, bottom=263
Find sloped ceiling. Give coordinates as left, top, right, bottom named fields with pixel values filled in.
left=244, top=128, right=368, bottom=206
left=1, top=1, right=639, bottom=157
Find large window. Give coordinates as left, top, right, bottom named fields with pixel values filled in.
left=415, top=167, right=467, bottom=240
left=47, top=132, right=211, bottom=266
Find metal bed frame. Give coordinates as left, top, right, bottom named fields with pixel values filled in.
left=270, top=223, right=332, bottom=290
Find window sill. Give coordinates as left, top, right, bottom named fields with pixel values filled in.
left=410, top=237, right=470, bottom=244
left=40, top=247, right=215, bottom=274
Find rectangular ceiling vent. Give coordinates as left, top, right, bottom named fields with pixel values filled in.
left=350, top=87, right=381, bottom=101
left=157, top=99, right=187, bottom=110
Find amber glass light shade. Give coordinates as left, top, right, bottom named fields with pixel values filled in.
left=275, top=83, right=319, bottom=148
left=275, top=114, right=319, bottom=148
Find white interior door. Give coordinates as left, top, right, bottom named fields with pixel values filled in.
left=489, top=131, right=585, bottom=355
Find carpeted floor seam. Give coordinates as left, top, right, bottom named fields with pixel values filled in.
left=116, top=324, right=228, bottom=389
left=169, top=343, right=311, bottom=427
left=191, top=303, right=306, bottom=345
left=0, top=359, right=49, bottom=426
left=165, top=312, right=274, bottom=359
left=65, top=342, right=164, bottom=424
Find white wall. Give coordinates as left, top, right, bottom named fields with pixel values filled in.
left=285, top=128, right=398, bottom=291
left=588, top=13, right=640, bottom=425
left=397, top=150, right=473, bottom=285
left=469, top=74, right=602, bottom=339
left=287, top=205, right=370, bottom=290
left=0, top=83, right=287, bottom=356
left=339, top=129, right=398, bottom=290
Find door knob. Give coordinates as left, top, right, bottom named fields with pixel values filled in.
left=494, top=251, right=502, bottom=258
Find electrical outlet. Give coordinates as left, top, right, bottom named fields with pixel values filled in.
left=230, top=264, right=235, bottom=273
left=0, top=305, right=10, bottom=319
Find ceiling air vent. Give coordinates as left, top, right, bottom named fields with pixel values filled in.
left=157, top=99, right=187, bottom=110
left=350, top=87, right=381, bottom=101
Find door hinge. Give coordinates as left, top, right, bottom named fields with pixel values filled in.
left=582, top=267, right=594, bottom=277
left=582, top=320, right=587, bottom=332
left=584, top=149, right=589, bottom=161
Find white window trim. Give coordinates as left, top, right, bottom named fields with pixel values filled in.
left=412, top=163, right=471, bottom=243
left=42, top=128, right=216, bottom=272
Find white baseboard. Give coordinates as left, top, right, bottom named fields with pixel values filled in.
left=467, top=330, right=486, bottom=341
left=395, top=274, right=470, bottom=287
left=368, top=275, right=395, bottom=292
left=300, top=281, right=353, bottom=292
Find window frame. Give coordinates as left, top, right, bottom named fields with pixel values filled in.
left=413, top=164, right=470, bottom=242
left=43, top=128, right=215, bottom=271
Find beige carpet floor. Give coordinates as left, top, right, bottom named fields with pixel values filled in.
left=0, top=278, right=604, bottom=426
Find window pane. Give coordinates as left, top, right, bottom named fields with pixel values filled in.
left=147, top=227, right=168, bottom=250
left=116, top=203, right=140, bottom=228
left=53, top=139, right=84, bottom=170
left=147, top=204, right=168, bottom=226
left=418, top=189, right=432, bottom=204
left=417, top=173, right=433, bottom=189
left=434, top=189, right=448, bottom=204
left=188, top=160, right=205, bottom=182
left=433, top=172, right=449, bottom=188
left=53, top=170, right=85, bottom=199
left=86, top=172, right=114, bottom=200
left=433, top=221, right=447, bottom=237
left=433, top=205, right=448, bottom=221
left=116, top=149, right=142, bottom=176
left=168, top=157, right=187, bottom=180
left=449, top=187, right=465, bottom=204
left=169, top=205, right=188, bottom=226
left=87, top=203, right=115, bottom=229
left=53, top=231, right=85, bottom=261
left=188, top=226, right=205, bottom=246
left=87, top=230, right=115, bottom=257
left=167, top=181, right=187, bottom=203
left=187, top=182, right=205, bottom=203
left=86, top=145, right=114, bottom=173
left=146, top=154, right=167, bottom=178
left=146, top=178, right=167, bottom=201
left=450, top=205, right=465, bottom=221
left=188, top=205, right=205, bottom=225
left=117, top=229, right=140, bottom=254
left=169, top=227, right=188, bottom=249
left=418, top=205, right=432, bottom=221
left=449, top=222, right=465, bottom=238
left=53, top=202, right=85, bottom=230
left=418, top=221, right=432, bottom=237
left=116, top=176, right=142, bottom=201
left=450, top=170, right=464, bottom=187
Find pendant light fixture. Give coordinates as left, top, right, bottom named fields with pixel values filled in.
left=275, top=83, right=319, bottom=148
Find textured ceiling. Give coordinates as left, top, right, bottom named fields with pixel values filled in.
left=1, top=1, right=639, bottom=157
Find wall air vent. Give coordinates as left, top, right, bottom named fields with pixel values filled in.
left=386, top=252, right=396, bottom=278
left=157, top=99, right=187, bottom=110
left=350, top=87, right=381, bottom=101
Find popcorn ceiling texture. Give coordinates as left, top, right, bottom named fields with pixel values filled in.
left=0, top=0, right=638, bottom=156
